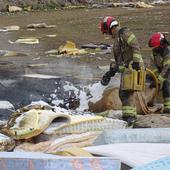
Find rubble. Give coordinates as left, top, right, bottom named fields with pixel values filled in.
left=134, top=114, right=170, bottom=128
left=111, top=2, right=154, bottom=8
left=0, top=101, right=126, bottom=159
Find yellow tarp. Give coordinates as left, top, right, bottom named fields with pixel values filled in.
left=58, top=41, right=87, bottom=55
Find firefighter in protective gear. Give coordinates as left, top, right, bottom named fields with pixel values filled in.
left=148, top=32, right=170, bottom=113
left=100, top=16, right=144, bottom=125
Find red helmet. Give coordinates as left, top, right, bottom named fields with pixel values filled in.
left=100, top=16, right=118, bottom=34
left=148, top=32, right=165, bottom=48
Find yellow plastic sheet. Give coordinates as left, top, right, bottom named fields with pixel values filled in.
left=56, top=147, right=93, bottom=157
left=58, top=41, right=87, bottom=55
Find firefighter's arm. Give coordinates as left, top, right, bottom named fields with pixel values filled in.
left=101, top=62, right=118, bottom=86
left=150, top=55, right=159, bottom=77
left=158, top=55, right=170, bottom=87
left=122, top=29, right=143, bottom=64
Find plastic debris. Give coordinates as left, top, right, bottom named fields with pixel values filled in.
left=27, top=63, right=48, bottom=68
left=81, top=43, right=112, bottom=50
left=94, top=128, right=170, bottom=145
left=46, top=35, right=57, bottom=38
left=8, top=38, right=39, bottom=44
left=23, top=74, right=60, bottom=79
left=44, top=114, right=127, bottom=135
left=0, top=26, right=20, bottom=32
left=58, top=41, right=87, bottom=55
left=112, top=2, right=154, bottom=8
left=0, top=50, right=27, bottom=57
left=15, top=132, right=101, bottom=153
left=55, top=146, right=93, bottom=157
left=132, top=156, right=170, bottom=170
left=0, top=101, right=14, bottom=109
left=7, top=5, right=22, bottom=12
left=85, top=143, right=170, bottom=168
left=0, top=133, right=15, bottom=151
left=4, top=109, right=71, bottom=140
left=27, top=23, right=56, bottom=28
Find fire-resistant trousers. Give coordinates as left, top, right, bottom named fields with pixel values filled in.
left=119, top=89, right=137, bottom=117
left=162, top=80, right=170, bottom=112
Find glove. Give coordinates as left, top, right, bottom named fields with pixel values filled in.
left=131, top=62, right=140, bottom=70
left=101, top=72, right=111, bottom=86
left=101, top=63, right=118, bottom=86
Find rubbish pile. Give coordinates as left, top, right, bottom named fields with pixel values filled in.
left=0, top=1, right=159, bottom=12
left=0, top=77, right=169, bottom=169
left=1, top=102, right=170, bottom=169
left=110, top=1, right=154, bottom=8
left=0, top=102, right=127, bottom=154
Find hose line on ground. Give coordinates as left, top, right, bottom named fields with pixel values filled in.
left=146, top=68, right=159, bottom=99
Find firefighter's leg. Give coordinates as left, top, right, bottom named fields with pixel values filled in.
left=119, top=89, right=137, bottom=125
left=162, top=80, right=170, bottom=113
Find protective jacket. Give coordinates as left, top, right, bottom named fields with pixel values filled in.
left=112, top=27, right=144, bottom=117
left=150, top=46, right=170, bottom=80
left=113, top=27, right=143, bottom=69
left=150, top=46, right=170, bottom=112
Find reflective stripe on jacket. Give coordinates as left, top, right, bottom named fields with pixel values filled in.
left=113, top=27, right=143, bottom=69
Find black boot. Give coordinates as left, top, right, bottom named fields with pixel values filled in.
left=122, top=116, right=137, bottom=126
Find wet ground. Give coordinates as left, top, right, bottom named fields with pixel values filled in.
left=0, top=5, right=170, bottom=118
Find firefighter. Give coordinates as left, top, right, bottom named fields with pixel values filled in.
left=100, top=16, right=144, bottom=124
left=148, top=32, right=170, bottom=113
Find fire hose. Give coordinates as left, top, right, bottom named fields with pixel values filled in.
left=136, top=68, right=163, bottom=114
left=146, top=68, right=159, bottom=98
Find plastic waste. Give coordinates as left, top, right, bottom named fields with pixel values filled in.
left=94, top=128, right=170, bottom=145
left=132, top=156, right=170, bottom=170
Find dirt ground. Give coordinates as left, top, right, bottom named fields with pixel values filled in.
left=0, top=6, right=170, bottom=75
left=0, top=5, right=170, bottom=116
